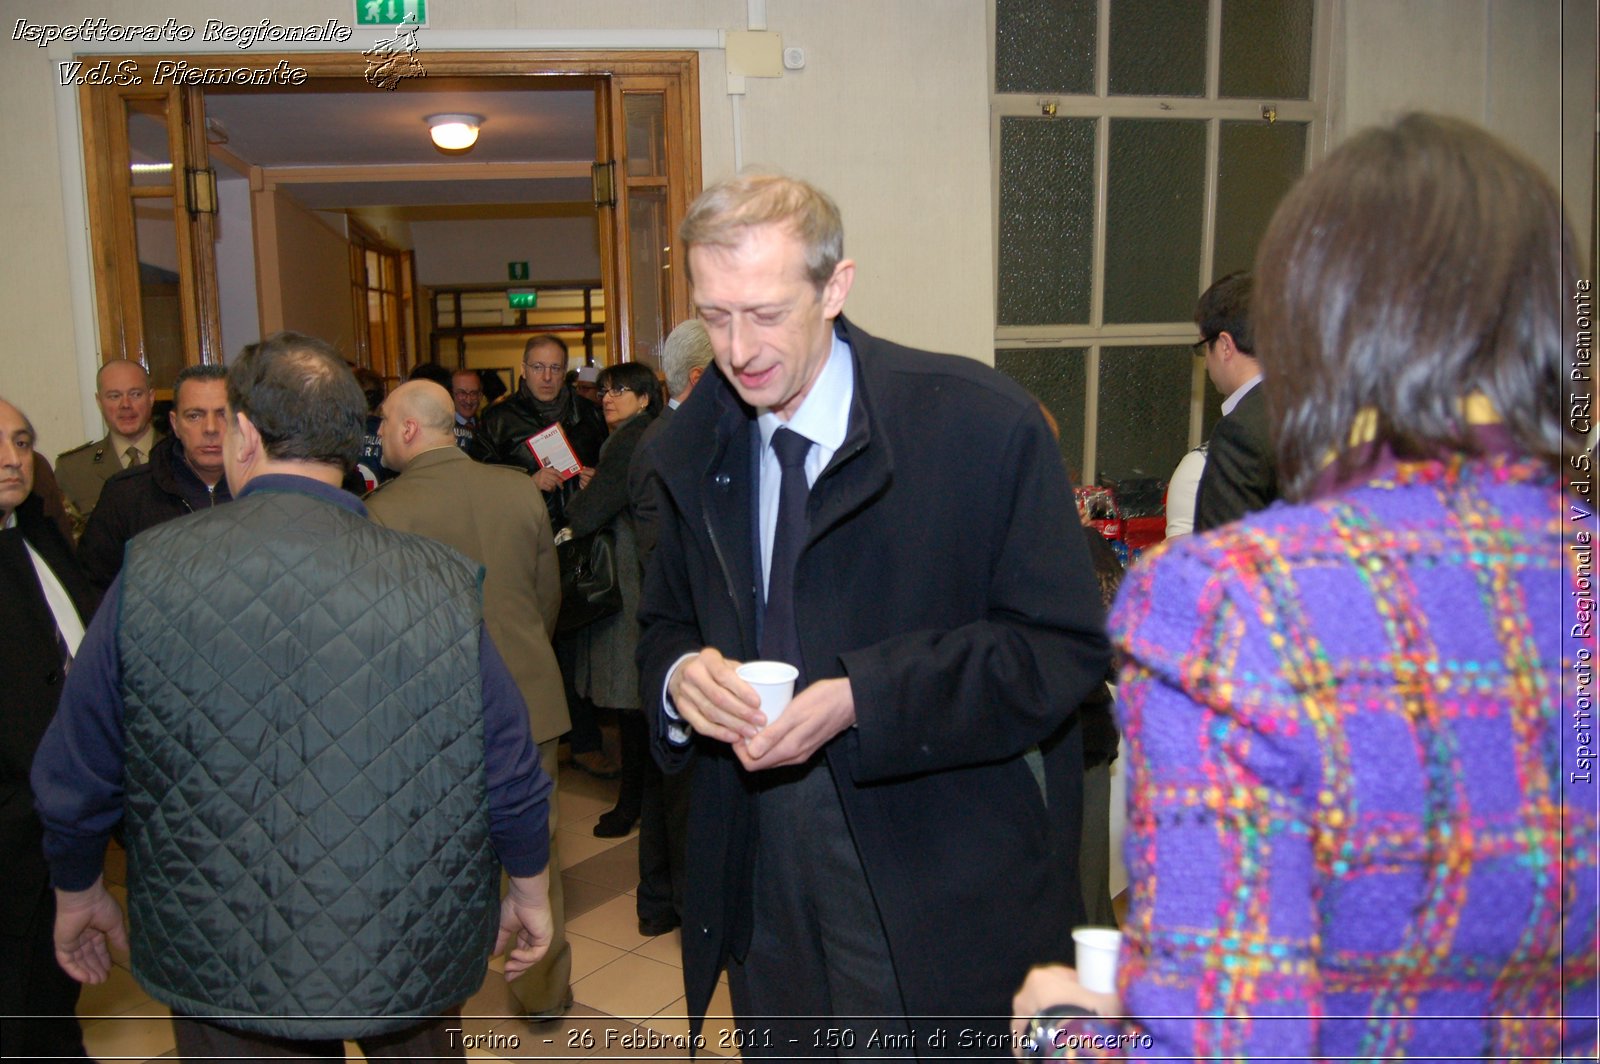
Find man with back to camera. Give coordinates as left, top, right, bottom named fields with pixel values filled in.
left=366, top=378, right=576, bottom=1023
left=471, top=332, right=616, bottom=778
left=636, top=173, right=1111, bottom=1051
left=31, top=331, right=555, bottom=1059
left=0, top=396, right=97, bottom=1061
left=55, top=358, right=160, bottom=537
left=1192, top=271, right=1277, bottom=531
left=77, top=363, right=234, bottom=590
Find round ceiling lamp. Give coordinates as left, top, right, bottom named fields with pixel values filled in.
left=426, top=113, right=483, bottom=152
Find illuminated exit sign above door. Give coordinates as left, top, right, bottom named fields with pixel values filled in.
left=508, top=290, right=539, bottom=309
left=356, top=0, right=428, bottom=27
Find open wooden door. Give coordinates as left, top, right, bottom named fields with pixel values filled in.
left=81, top=81, right=222, bottom=388
left=596, top=72, right=697, bottom=371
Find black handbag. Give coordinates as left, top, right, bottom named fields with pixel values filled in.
left=556, top=527, right=622, bottom=634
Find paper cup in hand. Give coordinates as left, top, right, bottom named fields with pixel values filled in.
left=736, top=661, right=798, bottom=727
left=1072, top=926, right=1123, bottom=994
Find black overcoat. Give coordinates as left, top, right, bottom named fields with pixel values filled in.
left=0, top=494, right=97, bottom=934
left=637, top=317, right=1111, bottom=1045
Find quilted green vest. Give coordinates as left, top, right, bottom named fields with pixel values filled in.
left=117, top=485, right=498, bottom=1038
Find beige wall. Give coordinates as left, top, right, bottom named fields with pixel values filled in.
left=268, top=192, right=360, bottom=356
left=412, top=216, right=603, bottom=286
left=0, top=0, right=1590, bottom=461
left=1334, top=0, right=1592, bottom=262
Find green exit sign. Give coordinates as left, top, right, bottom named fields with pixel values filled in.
left=355, top=0, right=428, bottom=26
left=508, top=290, right=539, bottom=310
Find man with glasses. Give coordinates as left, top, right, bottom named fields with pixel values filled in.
left=56, top=359, right=160, bottom=538
left=470, top=333, right=617, bottom=781
left=1191, top=272, right=1277, bottom=531
left=451, top=368, right=485, bottom=451
left=469, top=335, right=607, bottom=529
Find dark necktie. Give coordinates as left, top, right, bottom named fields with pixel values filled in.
left=125, top=445, right=143, bottom=467
left=760, top=427, right=813, bottom=682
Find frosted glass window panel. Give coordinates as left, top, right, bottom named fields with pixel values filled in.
left=624, top=93, right=666, bottom=178
left=1109, top=0, right=1207, bottom=98
left=995, top=0, right=1095, bottom=95
left=1104, top=120, right=1206, bottom=324
left=627, top=187, right=669, bottom=366
left=996, top=347, right=1088, bottom=480
left=132, top=198, right=185, bottom=391
left=1213, top=120, right=1307, bottom=277
left=1097, top=345, right=1195, bottom=482
left=998, top=117, right=1096, bottom=326
left=1220, top=0, right=1314, bottom=99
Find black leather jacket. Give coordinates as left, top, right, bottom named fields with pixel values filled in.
left=468, top=382, right=608, bottom=527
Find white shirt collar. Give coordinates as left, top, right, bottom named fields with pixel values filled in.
left=1221, top=373, right=1263, bottom=417
left=756, top=328, right=854, bottom=456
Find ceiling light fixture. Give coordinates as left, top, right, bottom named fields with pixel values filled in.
left=426, top=113, right=483, bottom=152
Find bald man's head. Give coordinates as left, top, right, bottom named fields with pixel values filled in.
left=377, top=380, right=456, bottom=472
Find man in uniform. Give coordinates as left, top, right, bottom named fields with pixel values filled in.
left=55, top=359, right=159, bottom=536
left=77, top=364, right=233, bottom=590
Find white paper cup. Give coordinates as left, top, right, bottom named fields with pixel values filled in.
left=1072, top=926, right=1123, bottom=994
left=736, top=661, right=799, bottom=726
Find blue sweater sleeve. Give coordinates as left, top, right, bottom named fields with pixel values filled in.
left=33, top=576, right=127, bottom=891
left=481, top=629, right=552, bottom=877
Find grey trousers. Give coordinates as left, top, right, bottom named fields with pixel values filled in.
left=727, top=760, right=910, bottom=1059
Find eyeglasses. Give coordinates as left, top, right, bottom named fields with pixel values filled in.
left=523, top=362, right=563, bottom=376
left=1192, top=335, right=1216, bottom=352
left=598, top=386, right=636, bottom=398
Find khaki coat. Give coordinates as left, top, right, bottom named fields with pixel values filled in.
left=366, top=445, right=569, bottom=742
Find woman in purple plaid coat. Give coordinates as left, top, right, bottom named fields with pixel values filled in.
left=1014, top=113, right=1597, bottom=1061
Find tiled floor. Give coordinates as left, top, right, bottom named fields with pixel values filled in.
left=76, top=755, right=739, bottom=1062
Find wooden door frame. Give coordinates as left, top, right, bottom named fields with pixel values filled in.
left=77, top=49, right=701, bottom=379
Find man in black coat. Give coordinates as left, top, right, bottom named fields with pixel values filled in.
left=468, top=334, right=608, bottom=530
left=77, top=364, right=233, bottom=590
left=1192, top=272, right=1277, bottom=531
left=0, top=397, right=97, bottom=1059
left=636, top=174, right=1110, bottom=1052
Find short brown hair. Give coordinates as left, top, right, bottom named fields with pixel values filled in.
left=1256, top=113, right=1584, bottom=500
left=679, top=172, right=844, bottom=289
left=227, top=332, right=365, bottom=471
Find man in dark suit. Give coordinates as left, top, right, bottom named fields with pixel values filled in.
left=1192, top=272, right=1277, bottom=531
left=0, top=397, right=97, bottom=1059
left=626, top=319, right=714, bottom=939
left=636, top=174, right=1110, bottom=1050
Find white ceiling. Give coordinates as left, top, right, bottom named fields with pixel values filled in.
left=201, top=83, right=597, bottom=212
